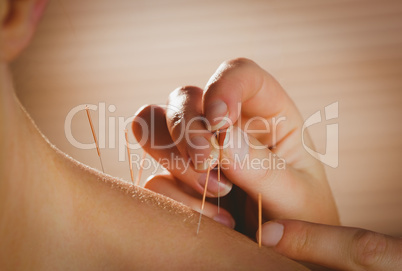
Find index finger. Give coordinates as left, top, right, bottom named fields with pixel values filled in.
left=203, top=58, right=304, bottom=147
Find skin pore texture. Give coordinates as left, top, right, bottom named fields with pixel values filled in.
left=0, top=64, right=308, bottom=269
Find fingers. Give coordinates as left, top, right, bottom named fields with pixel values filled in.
left=203, top=58, right=301, bottom=131
left=219, top=125, right=339, bottom=224
left=202, top=58, right=318, bottom=168
left=145, top=174, right=235, bottom=229
left=258, top=220, right=402, bottom=271
left=219, top=125, right=301, bottom=217
left=166, top=86, right=219, bottom=172
left=132, top=104, right=232, bottom=197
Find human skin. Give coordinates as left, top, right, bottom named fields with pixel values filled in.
left=132, top=58, right=340, bottom=234
left=0, top=0, right=308, bottom=270
left=260, top=220, right=402, bottom=270
left=134, top=59, right=402, bottom=270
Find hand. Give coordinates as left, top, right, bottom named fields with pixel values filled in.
left=259, top=220, right=402, bottom=271
left=132, top=58, right=339, bottom=232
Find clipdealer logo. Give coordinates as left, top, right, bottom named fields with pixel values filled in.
left=64, top=101, right=339, bottom=169
left=302, top=102, right=339, bottom=168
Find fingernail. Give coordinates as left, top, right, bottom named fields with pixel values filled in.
left=188, top=135, right=220, bottom=171
left=188, top=136, right=210, bottom=171
left=198, top=169, right=232, bottom=196
left=261, top=222, right=284, bottom=247
left=205, top=100, right=229, bottom=131
left=213, top=214, right=236, bottom=229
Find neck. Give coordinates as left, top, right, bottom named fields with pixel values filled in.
left=0, top=63, right=53, bottom=187
left=0, top=63, right=78, bottom=268
left=0, top=62, right=117, bottom=269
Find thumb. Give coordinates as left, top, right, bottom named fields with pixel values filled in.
left=259, top=220, right=402, bottom=271
left=219, top=125, right=339, bottom=224
left=219, top=125, right=308, bottom=219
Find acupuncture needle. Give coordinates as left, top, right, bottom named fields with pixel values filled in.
left=135, top=151, right=146, bottom=186
left=124, top=129, right=135, bottom=185
left=85, top=105, right=105, bottom=173
left=258, top=193, right=262, bottom=248
left=196, top=156, right=213, bottom=235
left=217, top=130, right=221, bottom=214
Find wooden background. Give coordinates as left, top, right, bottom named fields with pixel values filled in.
left=11, top=0, right=402, bottom=236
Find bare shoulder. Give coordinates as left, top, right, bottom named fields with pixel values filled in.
left=0, top=115, right=307, bottom=270
left=56, top=151, right=308, bottom=270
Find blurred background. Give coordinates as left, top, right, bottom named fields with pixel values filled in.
left=11, top=0, right=402, bottom=236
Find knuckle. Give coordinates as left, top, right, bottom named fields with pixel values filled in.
left=224, top=57, right=255, bottom=68
left=166, top=90, right=186, bottom=132
left=132, top=104, right=162, bottom=133
left=169, top=110, right=185, bottom=132
left=206, top=58, right=255, bottom=91
left=167, top=86, right=204, bottom=139
left=134, top=104, right=155, bottom=118
left=289, top=222, right=313, bottom=256
left=167, top=109, right=192, bottom=143
left=169, top=86, right=202, bottom=99
left=210, top=58, right=259, bottom=93
left=351, top=230, right=388, bottom=269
